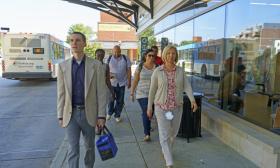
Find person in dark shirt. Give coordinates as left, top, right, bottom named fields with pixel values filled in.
left=95, top=49, right=114, bottom=100
left=151, top=45, right=164, bottom=66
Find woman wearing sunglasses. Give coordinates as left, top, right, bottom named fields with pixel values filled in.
left=130, top=49, right=157, bottom=142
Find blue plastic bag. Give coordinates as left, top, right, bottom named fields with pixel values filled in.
left=96, top=126, right=118, bottom=161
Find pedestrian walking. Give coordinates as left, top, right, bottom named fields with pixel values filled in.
left=147, top=45, right=198, bottom=168
left=95, top=48, right=115, bottom=135
left=106, top=45, right=131, bottom=122
left=57, top=32, right=107, bottom=168
left=130, top=49, right=157, bottom=141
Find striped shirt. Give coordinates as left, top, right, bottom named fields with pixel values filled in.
left=136, top=65, right=156, bottom=99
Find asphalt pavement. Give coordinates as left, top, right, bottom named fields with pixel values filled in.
left=0, top=78, right=65, bottom=168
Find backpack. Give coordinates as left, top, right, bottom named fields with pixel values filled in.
left=107, top=55, right=127, bottom=65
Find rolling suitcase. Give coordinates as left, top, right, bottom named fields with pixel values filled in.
left=177, top=92, right=203, bottom=142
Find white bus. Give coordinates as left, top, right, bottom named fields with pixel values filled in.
left=1, top=33, right=71, bottom=79
left=177, top=38, right=258, bottom=80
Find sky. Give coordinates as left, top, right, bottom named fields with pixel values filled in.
left=0, top=0, right=100, bottom=41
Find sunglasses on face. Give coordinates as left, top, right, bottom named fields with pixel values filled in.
left=147, top=54, right=154, bottom=57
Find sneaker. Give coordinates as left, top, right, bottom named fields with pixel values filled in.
left=115, top=117, right=122, bottom=123
left=143, top=135, right=151, bottom=142
left=106, top=114, right=111, bottom=121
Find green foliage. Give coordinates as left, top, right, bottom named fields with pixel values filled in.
left=66, top=24, right=93, bottom=43
left=140, top=27, right=156, bottom=48
left=137, top=27, right=156, bottom=60
left=66, top=23, right=99, bottom=58
left=84, top=43, right=101, bottom=58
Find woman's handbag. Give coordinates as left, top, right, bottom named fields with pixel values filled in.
left=96, top=126, right=118, bottom=161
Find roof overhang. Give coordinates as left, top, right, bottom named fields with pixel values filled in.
left=62, top=0, right=155, bottom=30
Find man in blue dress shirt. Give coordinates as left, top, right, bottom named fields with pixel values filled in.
left=57, top=32, right=107, bottom=168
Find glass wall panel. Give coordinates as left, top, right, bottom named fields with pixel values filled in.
left=175, top=10, right=194, bottom=25
left=224, top=0, right=280, bottom=129
left=175, top=21, right=194, bottom=46
left=175, top=21, right=194, bottom=76
left=162, top=29, right=175, bottom=45
left=154, top=29, right=175, bottom=57
left=194, top=0, right=227, bottom=14
left=154, top=15, right=175, bottom=34
left=174, top=0, right=195, bottom=24
left=151, top=0, right=280, bottom=132
left=192, top=6, right=225, bottom=107
left=155, top=33, right=163, bottom=56
left=154, top=0, right=227, bottom=35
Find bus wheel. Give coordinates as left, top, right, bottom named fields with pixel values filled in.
left=201, top=65, right=207, bottom=78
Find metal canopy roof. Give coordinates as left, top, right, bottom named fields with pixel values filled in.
left=62, top=0, right=154, bottom=30
left=173, top=0, right=208, bottom=14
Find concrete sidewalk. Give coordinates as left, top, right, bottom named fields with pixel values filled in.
left=50, top=95, right=258, bottom=168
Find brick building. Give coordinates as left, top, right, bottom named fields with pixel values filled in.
left=94, top=12, right=138, bottom=61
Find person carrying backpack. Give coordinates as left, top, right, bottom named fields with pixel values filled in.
left=106, top=45, right=131, bottom=122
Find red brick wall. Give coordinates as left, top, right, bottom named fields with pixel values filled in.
left=98, top=31, right=137, bottom=41
left=101, top=12, right=121, bottom=22
left=260, top=28, right=280, bottom=48
left=97, top=13, right=137, bottom=42
left=127, top=49, right=137, bottom=61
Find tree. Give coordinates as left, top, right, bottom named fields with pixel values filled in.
left=84, top=43, right=101, bottom=58
left=66, top=24, right=100, bottom=58
left=140, top=27, right=156, bottom=48
left=67, top=24, right=93, bottom=43
left=137, top=27, right=157, bottom=60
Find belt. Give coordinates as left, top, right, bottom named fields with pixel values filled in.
left=72, top=105, right=85, bottom=110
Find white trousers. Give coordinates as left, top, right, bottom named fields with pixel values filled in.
left=155, top=105, right=183, bottom=166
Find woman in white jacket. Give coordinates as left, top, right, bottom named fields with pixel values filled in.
left=147, top=45, right=198, bottom=168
